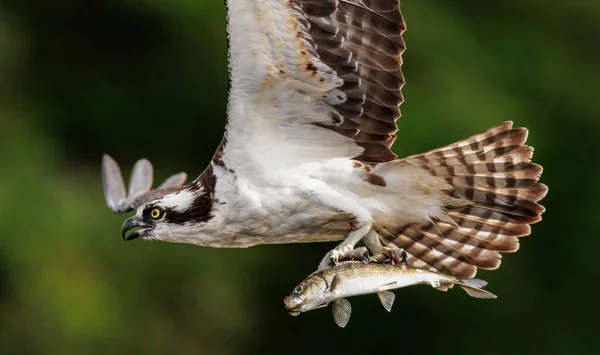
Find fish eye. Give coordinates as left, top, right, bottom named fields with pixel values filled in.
left=294, top=285, right=304, bottom=294
left=150, top=208, right=162, bottom=219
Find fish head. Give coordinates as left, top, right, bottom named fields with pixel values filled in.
left=284, top=274, right=328, bottom=315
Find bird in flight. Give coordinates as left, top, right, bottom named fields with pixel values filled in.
left=103, top=0, right=547, bottom=277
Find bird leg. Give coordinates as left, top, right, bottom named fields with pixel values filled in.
left=318, top=221, right=374, bottom=270
left=309, top=181, right=377, bottom=270
left=370, top=248, right=407, bottom=267
left=336, top=247, right=370, bottom=263
left=317, top=227, right=406, bottom=269
left=362, top=228, right=384, bottom=255
left=361, top=229, right=406, bottom=266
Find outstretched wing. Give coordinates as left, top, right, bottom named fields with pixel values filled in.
left=221, top=0, right=405, bottom=172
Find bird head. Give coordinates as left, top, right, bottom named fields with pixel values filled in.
left=120, top=183, right=214, bottom=243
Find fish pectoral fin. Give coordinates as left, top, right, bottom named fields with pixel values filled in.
left=332, top=299, right=352, bottom=328
left=377, top=291, right=395, bottom=312
left=377, top=281, right=398, bottom=291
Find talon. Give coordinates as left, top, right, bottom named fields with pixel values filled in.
left=348, top=247, right=368, bottom=262
left=319, top=250, right=342, bottom=270
left=388, top=248, right=404, bottom=265
left=369, top=252, right=386, bottom=263
left=319, top=247, right=372, bottom=269
left=361, top=249, right=370, bottom=263
left=369, top=247, right=406, bottom=265
left=336, top=247, right=369, bottom=263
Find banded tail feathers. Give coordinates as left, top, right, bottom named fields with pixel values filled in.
left=379, top=122, right=547, bottom=281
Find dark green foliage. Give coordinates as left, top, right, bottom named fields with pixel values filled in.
left=0, top=1, right=597, bottom=354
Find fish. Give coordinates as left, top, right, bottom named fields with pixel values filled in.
left=283, top=252, right=496, bottom=328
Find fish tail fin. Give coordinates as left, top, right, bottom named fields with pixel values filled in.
left=457, top=277, right=488, bottom=289
left=456, top=277, right=497, bottom=299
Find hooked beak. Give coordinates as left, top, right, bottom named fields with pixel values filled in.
left=121, top=216, right=153, bottom=241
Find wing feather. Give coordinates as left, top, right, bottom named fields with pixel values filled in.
left=222, top=0, right=405, bottom=171
left=309, top=0, right=406, bottom=162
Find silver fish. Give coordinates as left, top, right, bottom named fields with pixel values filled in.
left=284, top=255, right=496, bottom=328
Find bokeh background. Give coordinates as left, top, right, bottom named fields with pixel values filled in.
left=0, top=1, right=598, bottom=354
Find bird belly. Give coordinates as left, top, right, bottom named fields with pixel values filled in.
left=236, top=200, right=352, bottom=245
left=209, top=158, right=446, bottom=247
left=214, top=177, right=353, bottom=246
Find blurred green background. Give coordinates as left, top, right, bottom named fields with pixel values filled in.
left=0, top=0, right=598, bottom=354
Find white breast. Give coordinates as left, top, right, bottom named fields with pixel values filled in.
left=197, top=164, right=352, bottom=247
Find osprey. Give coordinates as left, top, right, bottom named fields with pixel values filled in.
left=104, top=0, right=547, bottom=275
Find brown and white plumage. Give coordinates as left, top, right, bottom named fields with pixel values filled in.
left=222, top=0, right=406, bottom=170
left=380, top=122, right=547, bottom=282
left=299, top=0, right=406, bottom=162
left=103, top=0, right=547, bottom=284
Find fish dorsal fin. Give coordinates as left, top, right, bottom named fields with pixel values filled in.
left=332, top=299, right=352, bottom=328
left=330, top=274, right=342, bottom=292
left=377, top=291, right=395, bottom=312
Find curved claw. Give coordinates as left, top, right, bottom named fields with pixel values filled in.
left=318, top=247, right=370, bottom=270
left=370, top=247, right=406, bottom=266
left=343, top=247, right=370, bottom=262
left=318, top=249, right=342, bottom=270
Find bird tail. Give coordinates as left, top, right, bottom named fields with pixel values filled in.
left=378, top=121, right=547, bottom=280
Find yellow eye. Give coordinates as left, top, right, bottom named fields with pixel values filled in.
left=150, top=208, right=161, bottom=219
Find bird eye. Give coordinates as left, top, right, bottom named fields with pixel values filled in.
left=294, top=285, right=304, bottom=294
left=150, top=208, right=162, bottom=219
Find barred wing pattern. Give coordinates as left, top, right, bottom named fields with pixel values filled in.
left=223, top=0, right=405, bottom=171
left=299, top=0, right=406, bottom=162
